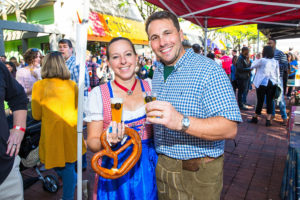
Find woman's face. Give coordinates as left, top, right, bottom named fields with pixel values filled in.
left=107, top=40, right=137, bottom=81
left=32, top=52, right=41, bottom=67
left=6, top=64, right=12, bottom=72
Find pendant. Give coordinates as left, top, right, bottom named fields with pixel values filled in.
left=127, top=90, right=133, bottom=95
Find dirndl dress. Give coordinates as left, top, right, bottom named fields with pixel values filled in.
left=93, top=79, right=158, bottom=200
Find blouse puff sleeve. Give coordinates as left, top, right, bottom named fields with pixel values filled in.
left=84, top=86, right=104, bottom=122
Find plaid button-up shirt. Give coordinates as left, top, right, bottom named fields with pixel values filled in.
left=86, top=61, right=100, bottom=88
left=152, top=48, right=242, bottom=160
left=66, top=55, right=90, bottom=96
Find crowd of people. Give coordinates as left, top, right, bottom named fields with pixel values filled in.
left=0, top=9, right=299, bottom=200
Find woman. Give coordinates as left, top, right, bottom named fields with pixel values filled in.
left=31, top=52, right=87, bottom=200
left=248, top=46, right=280, bottom=126
left=16, top=48, right=42, bottom=101
left=85, top=37, right=158, bottom=200
left=287, top=52, right=298, bottom=97
left=5, top=62, right=17, bottom=78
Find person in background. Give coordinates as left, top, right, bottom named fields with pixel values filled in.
left=236, top=47, right=252, bottom=110
left=31, top=52, right=87, bottom=200
left=5, top=62, right=17, bottom=78
left=0, top=55, right=7, bottom=62
left=16, top=48, right=42, bottom=102
left=268, top=38, right=288, bottom=125
left=192, top=44, right=201, bottom=54
left=231, top=55, right=238, bottom=95
left=231, top=49, right=237, bottom=58
left=86, top=52, right=100, bottom=89
left=287, top=52, right=298, bottom=98
left=207, top=51, right=215, bottom=60
left=145, top=11, right=241, bottom=200
left=214, top=49, right=222, bottom=67
left=248, top=46, right=279, bottom=127
left=220, top=50, right=232, bottom=77
left=58, top=39, right=90, bottom=96
left=9, top=57, right=21, bottom=71
left=0, top=61, right=28, bottom=200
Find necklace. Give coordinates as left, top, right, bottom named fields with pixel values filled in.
left=114, top=79, right=138, bottom=95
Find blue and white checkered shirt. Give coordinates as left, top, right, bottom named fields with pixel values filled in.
left=66, top=55, right=90, bottom=96
left=152, top=48, right=242, bottom=160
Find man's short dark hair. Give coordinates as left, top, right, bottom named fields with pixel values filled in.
left=58, top=39, right=73, bottom=48
left=192, top=44, right=201, bottom=53
left=0, top=55, right=6, bottom=58
left=232, top=50, right=237, bottom=53
left=241, top=47, right=249, bottom=53
left=269, top=38, right=276, bottom=44
left=262, top=46, right=274, bottom=59
left=145, top=11, right=180, bottom=34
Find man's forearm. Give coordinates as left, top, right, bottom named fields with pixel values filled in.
left=185, top=116, right=238, bottom=141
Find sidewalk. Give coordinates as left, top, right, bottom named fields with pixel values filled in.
left=22, top=90, right=288, bottom=200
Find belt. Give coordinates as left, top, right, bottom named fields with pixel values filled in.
left=182, top=156, right=221, bottom=172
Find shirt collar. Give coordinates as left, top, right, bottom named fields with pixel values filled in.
left=157, top=48, right=194, bottom=72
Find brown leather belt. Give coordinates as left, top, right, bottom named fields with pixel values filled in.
left=182, top=156, right=220, bottom=172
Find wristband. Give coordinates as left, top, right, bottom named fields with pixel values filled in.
left=13, top=125, right=26, bottom=133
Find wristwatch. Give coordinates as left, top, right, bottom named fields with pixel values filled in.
left=181, top=115, right=190, bottom=132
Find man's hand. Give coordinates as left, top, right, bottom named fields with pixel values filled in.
left=145, top=101, right=183, bottom=131
left=6, top=128, right=25, bottom=157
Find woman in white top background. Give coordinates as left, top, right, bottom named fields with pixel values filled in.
left=248, top=46, right=280, bottom=126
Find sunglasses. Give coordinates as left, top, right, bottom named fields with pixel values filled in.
left=31, top=48, right=40, bottom=52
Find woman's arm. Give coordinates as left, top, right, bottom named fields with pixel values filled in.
left=87, top=120, right=103, bottom=152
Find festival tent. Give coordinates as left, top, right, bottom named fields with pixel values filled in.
left=144, top=0, right=300, bottom=54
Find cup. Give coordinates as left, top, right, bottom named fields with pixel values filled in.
left=111, top=97, right=123, bottom=123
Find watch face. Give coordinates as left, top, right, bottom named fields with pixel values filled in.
left=183, top=117, right=190, bottom=126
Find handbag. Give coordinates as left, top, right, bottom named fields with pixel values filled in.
left=274, top=84, right=281, bottom=100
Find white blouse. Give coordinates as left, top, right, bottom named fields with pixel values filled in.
left=251, top=58, right=280, bottom=88
left=84, top=79, right=152, bottom=122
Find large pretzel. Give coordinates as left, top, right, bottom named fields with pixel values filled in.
left=91, top=127, right=142, bottom=179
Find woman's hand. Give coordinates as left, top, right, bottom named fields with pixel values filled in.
left=107, top=121, right=125, bottom=145
left=6, top=129, right=25, bottom=157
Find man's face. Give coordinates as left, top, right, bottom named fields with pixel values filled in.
left=267, top=40, right=276, bottom=49
left=147, top=18, right=185, bottom=66
left=58, top=43, right=73, bottom=60
left=242, top=50, right=249, bottom=57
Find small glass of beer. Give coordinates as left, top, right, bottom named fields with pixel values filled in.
left=111, top=97, right=123, bottom=123
left=144, top=92, right=157, bottom=123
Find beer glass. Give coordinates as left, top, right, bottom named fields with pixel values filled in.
left=111, top=97, right=123, bottom=123
left=144, top=92, right=157, bottom=123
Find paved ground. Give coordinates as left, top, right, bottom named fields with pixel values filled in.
left=22, top=90, right=289, bottom=200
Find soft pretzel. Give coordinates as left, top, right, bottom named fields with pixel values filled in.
left=91, top=127, right=142, bottom=179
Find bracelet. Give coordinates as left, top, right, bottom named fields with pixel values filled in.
left=13, top=125, right=26, bottom=133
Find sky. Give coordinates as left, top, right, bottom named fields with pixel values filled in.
left=277, top=38, right=300, bottom=53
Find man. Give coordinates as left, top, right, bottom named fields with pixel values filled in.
left=236, top=47, right=252, bottom=110
left=192, top=43, right=201, bottom=54
left=145, top=11, right=242, bottom=200
left=86, top=52, right=100, bottom=88
left=220, top=50, right=232, bottom=77
left=0, top=61, right=28, bottom=199
left=58, top=39, right=90, bottom=95
left=267, top=38, right=288, bottom=124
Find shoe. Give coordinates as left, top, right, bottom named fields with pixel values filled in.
left=248, top=117, right=258, bottom=124
left=266, top=120, right=271, bottom=127
left=282, top=118, right=288, bottom=126
left=239, top=105, right=249, bottom=111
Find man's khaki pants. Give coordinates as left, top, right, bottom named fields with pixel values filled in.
left=156, top=154, right=223, bottom=200
left=0, top=156, right=23, bottom=200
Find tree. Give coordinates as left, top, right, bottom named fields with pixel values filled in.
left=216, top=24, right=266, bottom=52
left=118, top=0, right=161, bottom=21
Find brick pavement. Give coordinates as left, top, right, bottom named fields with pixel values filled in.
left=22, top=90, right=289, bottom=200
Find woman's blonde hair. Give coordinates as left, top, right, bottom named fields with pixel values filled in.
left=41, top=52, right=70, bottom=80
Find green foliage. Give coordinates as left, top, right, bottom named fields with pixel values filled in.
left=215, top=24, right=266, bottom=50
left=118, top=0, right=161, bottom=21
